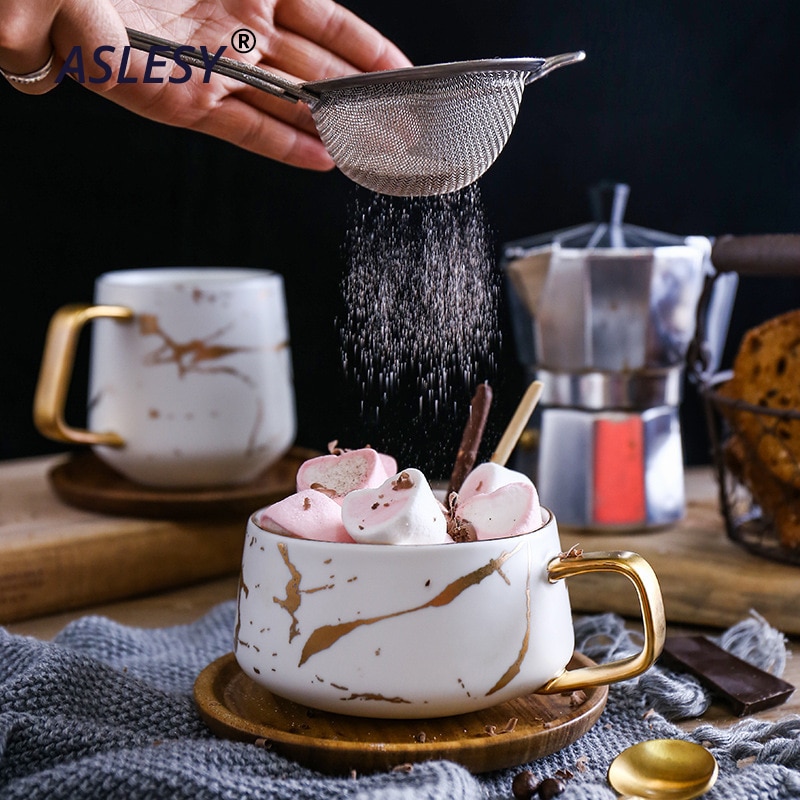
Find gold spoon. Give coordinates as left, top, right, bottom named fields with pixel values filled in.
left=607, top=739, right=719, bottom=799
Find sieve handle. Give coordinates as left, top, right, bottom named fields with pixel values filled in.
left=125, top=28, right=318, bottom=104
left=710, top=234, right=800, bottom=276
left=525, top=50, right=586, bottom=84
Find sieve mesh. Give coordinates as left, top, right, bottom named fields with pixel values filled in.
left=125, top=31, right=585, bottom=198
left=309, top=71, right=527, bottom=197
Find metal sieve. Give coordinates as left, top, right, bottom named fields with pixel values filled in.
left=127, top=29, right=584, bottom=196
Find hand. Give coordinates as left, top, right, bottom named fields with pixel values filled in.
left=0, top=0, right=412, bottom=169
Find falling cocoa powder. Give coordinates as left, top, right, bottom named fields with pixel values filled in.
left=339, top=185, right=501, bottom=475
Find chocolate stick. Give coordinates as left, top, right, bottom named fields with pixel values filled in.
left=490, top=380, right=543, bottom=467
left=447, top=383, right=493, bottom=496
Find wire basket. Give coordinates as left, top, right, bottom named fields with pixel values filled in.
left=689, top=235, right=800, bottom=566
left=701, top=370, right=800, bottom=565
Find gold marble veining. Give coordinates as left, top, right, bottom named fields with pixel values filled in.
left=139, top=314, right=257, bottom=385
left=138, top=314, right=271, bottom=453
left=340, top=692, right=413, bottom=705
left=272, top=543, right=336, bottom=643
left=246, top=400, right=265, bottom=454
left=272, top=543, right=303, bottom=642
left=298, top=542, right=525, bottom=667
left=234, top=575, right=250, bottom=650
left=486, top=558, right=533, bottom=697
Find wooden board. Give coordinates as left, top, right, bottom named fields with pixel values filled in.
left=560, top=469, right=800, bottom=635
left=0, top=450, right=310, bottom=624
left=194, top=652, right=607, bottom=775
left=48, top=449, right=315, bottom=519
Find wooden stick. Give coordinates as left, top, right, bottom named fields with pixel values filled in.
left=490, top=380, right=543, bottom=467
left=447, top=383, right=493, bottom=496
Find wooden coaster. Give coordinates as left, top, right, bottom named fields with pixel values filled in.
left=194, top=652, right=608, bottom=775
left=48, top=446, right=318, bottom=519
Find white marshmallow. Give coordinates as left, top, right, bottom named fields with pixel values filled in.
left=458, top=462, right=535, bottom=502
left=341, top=468, right=450, bottom=545
left=456, top=481, right=544, bottom=540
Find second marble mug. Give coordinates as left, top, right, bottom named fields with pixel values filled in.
left=34, top=267, right=296, bottom=488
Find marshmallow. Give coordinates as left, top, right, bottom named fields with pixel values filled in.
left=456, top=481, right=544, bottom=540
left=378, top=452, right=398, bottom=477
left=258, top=489, right=355, bottom=543
left=458, top=462, right=535, bottom=502
left=341, top=468, right=451, bottom=545
left=296, top=448, right=391, bottom=501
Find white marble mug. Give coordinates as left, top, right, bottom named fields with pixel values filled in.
left=234, top=508, right=665, bottom=718
left=34, top=267, right=295, bottom=488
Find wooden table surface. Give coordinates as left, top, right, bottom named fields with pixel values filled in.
left=4, top=462, right=800, bottom=734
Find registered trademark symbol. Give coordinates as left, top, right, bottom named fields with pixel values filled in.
left=231, top=28, right=256, bottom=54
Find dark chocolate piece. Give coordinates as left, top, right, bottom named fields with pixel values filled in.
left=660, top=635, right=795, bottom=717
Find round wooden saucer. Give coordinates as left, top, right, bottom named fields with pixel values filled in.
left=48, top=446, right=318, bottom=519
left=193, top=652, right=608, bottom=775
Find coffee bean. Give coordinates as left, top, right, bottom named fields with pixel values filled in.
left=511, top=769, right=539, bottom=799
left=537, top=777, right=566, bottom=799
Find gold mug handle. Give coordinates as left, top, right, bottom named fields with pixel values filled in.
left=33, top=303, right=134, bottom=447
left=538, top=550, right=666, bottom=693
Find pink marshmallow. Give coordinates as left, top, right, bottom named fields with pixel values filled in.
left=456, top=481, right=544, bottom=540
left=295, top=448, right=391, bottom=501
left=341, top=468, right=450, bottom=545
left=379, top=452, right=398, bottom=477
left=257, top=489, right=355, bottom=543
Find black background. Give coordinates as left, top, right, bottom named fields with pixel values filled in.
left=3, top=0, right=800, bottom=475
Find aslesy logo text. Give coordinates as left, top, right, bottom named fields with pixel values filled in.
left=54, top=45, right=226, bottom=85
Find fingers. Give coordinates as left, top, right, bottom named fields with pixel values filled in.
left=0, top=0, right=60, bottom=94
left=0, top=0, right=410, bottom=172
left=98, top=60, right=334, bottom=169
left=189, top=92, right=336, bottom=170
left=261, top=24, right=358, bottom=83
left=274, top=0, right=412, bottom=74
left=51, top=0, right=128, bottom=92
left=231, top=83, right=321, bottom=138
left=0, top=0, right=128, bottom=95
left=0, top=50, right=60, bottom=94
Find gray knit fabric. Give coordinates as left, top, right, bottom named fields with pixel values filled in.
left=1, top=603, right=798, bottom=799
